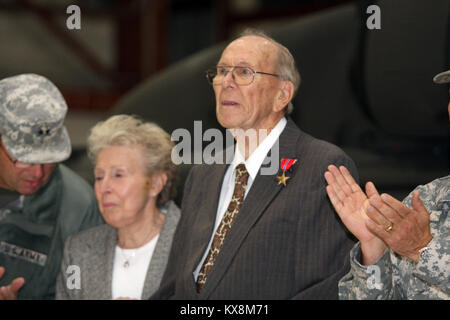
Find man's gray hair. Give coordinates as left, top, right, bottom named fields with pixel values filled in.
left=87, top=114, right=177, bottom=207
left=238, top=28, right=301, bottom=114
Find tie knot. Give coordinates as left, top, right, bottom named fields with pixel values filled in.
left=235, top=163, right=248, bottom=189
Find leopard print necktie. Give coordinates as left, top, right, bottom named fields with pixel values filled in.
left=196, top=163, right=249, bottom=293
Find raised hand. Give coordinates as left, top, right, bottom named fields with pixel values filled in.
left=324, top=165, right=387, bottom=265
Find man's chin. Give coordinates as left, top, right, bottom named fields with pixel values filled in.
left=217, top=114, right=241, bottom=130
left=18, top=182, right=43, bottom=195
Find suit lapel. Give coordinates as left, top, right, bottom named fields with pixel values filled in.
left=141, top=201, right=179, bottom=299
left=200, top=118, right=301, bottom=298
left=88, top=226, right=116, bottom=299
left=103, top=227, right=117, bottom=299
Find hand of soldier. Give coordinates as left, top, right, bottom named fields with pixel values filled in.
left=0, top=266, right=25, bottom=300
left=365, top=191, right=433, bottom=263
left=325, top=165, right=387, bottom=265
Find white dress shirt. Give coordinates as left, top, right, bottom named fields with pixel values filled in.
left=193, top=117, right=287, bottom=280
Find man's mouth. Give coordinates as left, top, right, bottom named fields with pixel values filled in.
left=24, top=180, right=41, bottom=188
left=221, top=100, right=240, bottom=106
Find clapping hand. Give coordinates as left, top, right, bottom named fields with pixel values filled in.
left=324, top=165, right=387, bottom=265
left=364, top=191, right=433, bottom=263
left=325, top=165, right=433, bottom=265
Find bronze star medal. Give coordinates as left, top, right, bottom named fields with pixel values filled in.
left=276, top=158, right=297, bottom=187
left=277, top=170, right=290, bottom=186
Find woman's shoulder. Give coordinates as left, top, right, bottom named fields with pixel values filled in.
left=67, top=224, right=115, bottom=251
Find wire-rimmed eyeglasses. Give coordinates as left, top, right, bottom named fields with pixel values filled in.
left=205, top=65, right=281, bottom=86
left=0, top=142, right=42, bottom=169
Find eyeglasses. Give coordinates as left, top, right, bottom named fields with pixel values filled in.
left=0, top=143, right=41, bottom=169
left=205, top=65, right=281, bottom=86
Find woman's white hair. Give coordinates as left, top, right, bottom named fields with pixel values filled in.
left=87, top=114, right=177, bottom=206
left=238, top=28, right=301, bottom=114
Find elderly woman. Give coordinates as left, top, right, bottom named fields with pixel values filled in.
left=56, top=115, right=180, bottom=300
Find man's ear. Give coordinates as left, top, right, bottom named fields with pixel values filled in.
left=274, top=80, right=294, bottom=112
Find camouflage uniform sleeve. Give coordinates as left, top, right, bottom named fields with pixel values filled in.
left=412, top=236, right=450, bottom=298
left=403, top=178, right=450, bottom=299
left=338, top=242, right=399, bottom=299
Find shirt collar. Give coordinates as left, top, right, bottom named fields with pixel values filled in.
left=231, top=117, right=287, bottom=180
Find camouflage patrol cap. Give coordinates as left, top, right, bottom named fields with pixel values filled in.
left=0, top=74, right=71, bottom=164
left=433, top=70, right=450, bottom=84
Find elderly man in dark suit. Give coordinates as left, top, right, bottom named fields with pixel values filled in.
left=152, top=29, right=358, bottom=299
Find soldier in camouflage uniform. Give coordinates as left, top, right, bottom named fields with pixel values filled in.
left=0, top=74, right=103, bottom=299
left=324, top=70, right=450, bottom=299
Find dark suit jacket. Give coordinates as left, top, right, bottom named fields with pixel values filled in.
left=152, top=118, right=357, bottom=299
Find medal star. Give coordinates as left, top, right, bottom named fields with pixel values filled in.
left=276, top=171, right=290, bottom=186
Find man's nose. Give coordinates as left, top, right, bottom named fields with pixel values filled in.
left=222, top=69, right=236, bottom=86
left=28, top=164, right=44, bottom=179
